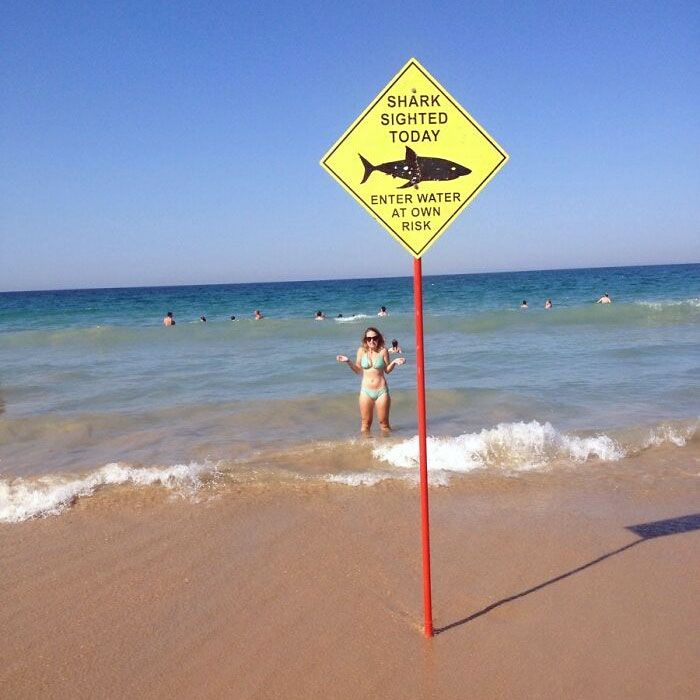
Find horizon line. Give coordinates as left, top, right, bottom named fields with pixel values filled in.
left=1, top=260, right=697, bottom=295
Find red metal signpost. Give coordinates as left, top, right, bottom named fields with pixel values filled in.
left=413, top=256, right=433, bottom=637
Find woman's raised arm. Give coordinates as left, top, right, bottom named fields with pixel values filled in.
left=385, top=351, right=406, bottom=373
left=336, top=349, right=362, bottom=374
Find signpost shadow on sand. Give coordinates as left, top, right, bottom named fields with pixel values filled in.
left=435, top=513, right=700, bottom=635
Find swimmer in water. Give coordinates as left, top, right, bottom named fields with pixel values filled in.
left=596, top=293, right=612, bottom=304
left=163, top=311, right=175, bottom=326
left=254, top=309, right=264, bottom=320
left=377, top=306, right=388, bottom=317
left=389, top=339, right=402, bottom=354
left=521, top=300, right=529, bottom=309
left=336, top=327, right=406, bottom=434
left=200, top=315, right=207, bottom=323
left=315, top=310, right=326, bottom=320
left=544, top=299, right=553, bottom=309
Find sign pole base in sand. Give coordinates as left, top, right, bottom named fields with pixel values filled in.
left=413, top=257, right=433, bottom=638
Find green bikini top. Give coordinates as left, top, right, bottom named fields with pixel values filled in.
left=361, top=351, right=386, bottom=370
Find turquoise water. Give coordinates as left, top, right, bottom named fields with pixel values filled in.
left=2, top=264, right=698, bottom=330
left=1, top=264, right=699, bottom=521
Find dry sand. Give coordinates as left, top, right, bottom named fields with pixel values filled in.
left=1, top=472, right=699, bottom=699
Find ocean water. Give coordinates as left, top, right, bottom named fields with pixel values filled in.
left=1, top=264, right=698, bottom=521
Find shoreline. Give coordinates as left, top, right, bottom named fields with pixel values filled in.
left=2, top=432, right=698, bottom=524
left=2, top=469, right=698, bottom=698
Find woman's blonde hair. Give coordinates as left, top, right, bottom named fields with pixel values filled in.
left=361, top=327, right=385, bottom=349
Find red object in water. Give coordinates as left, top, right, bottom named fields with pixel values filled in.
left=413, top=257, right=433, bottom=638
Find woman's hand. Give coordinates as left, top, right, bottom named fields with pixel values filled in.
left=336, top=355, right=349, bottom=363
left=393, top=357, right=406, bottom=366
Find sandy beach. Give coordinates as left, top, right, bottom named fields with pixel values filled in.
left=2, top=453, right=698, bottom=700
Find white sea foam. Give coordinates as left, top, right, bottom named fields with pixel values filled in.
left=326, top=471, right=394, bottom=487
left=0, top=461, right=215, bottom=523
left=642, top=423, right=697, bottom=449
left=325, top=470, right=450, bottom=487
left=636, top=298, right=700, bottom=310
left=372, top=421, right=625, bottom=476
left=334, top=314, right=371, bottom=323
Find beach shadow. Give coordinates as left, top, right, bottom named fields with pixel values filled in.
left=625, top=513, right=700, bottom=539
left=435, top=513, right=700, bottom=635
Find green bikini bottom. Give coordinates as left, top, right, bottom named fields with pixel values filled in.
left=361, top=386, right=389, bottom=401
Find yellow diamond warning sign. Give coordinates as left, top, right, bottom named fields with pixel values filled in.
left=321, top=58, right=508, bottom=258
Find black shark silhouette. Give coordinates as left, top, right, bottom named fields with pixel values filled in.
left=359, top=147, right=471, bottom=189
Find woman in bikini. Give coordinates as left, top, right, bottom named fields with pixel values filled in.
left=336, top=326, right=406, bottom=433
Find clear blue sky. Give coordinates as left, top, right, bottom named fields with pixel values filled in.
left=1, top=0, right=698, bottom=291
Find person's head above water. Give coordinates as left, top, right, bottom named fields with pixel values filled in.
left=391, top=339, right=398, bottom=348
left=362, top=327, right=385, bottom=350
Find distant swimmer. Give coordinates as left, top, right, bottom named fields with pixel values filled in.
left=596, top=293, right=612, bottom=304
left=230, top=315, right=237, bottom=321
left=336, top=327, right=406, bottom=434
left=520, top=300, right=528, bottom=309
left=163, top=311, right=175, bottom=326
left=254, top=309, right=264, bottom=320
left=389, top=339, right=402, bottom=354
left=200, top=315, right=207, bottom=323
left=315, top=310, right=326, bottom=320
left=378, top=306, right=388, bottom=317
left=337, top=313, right=343, bottom=318
left=545, top=299, right=553, bottom=309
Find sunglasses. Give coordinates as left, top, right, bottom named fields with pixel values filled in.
left=365, top=335, right=379, bottom=342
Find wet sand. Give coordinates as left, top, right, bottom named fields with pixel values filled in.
left=1, top=472, right=699, bottom=699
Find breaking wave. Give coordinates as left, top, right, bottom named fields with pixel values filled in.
left=372, top=421, right=625, bottom=474
left=635, top=298, right=700, bottom=310
left=3, top=421, right=697, bottom=519
left=326, top=420, right=698, bottom=486
left=641, top=422, right=697, bottom=449
left=0, top=461, right=216, bottom=523
left=333, top=314, right=371, bottom=324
